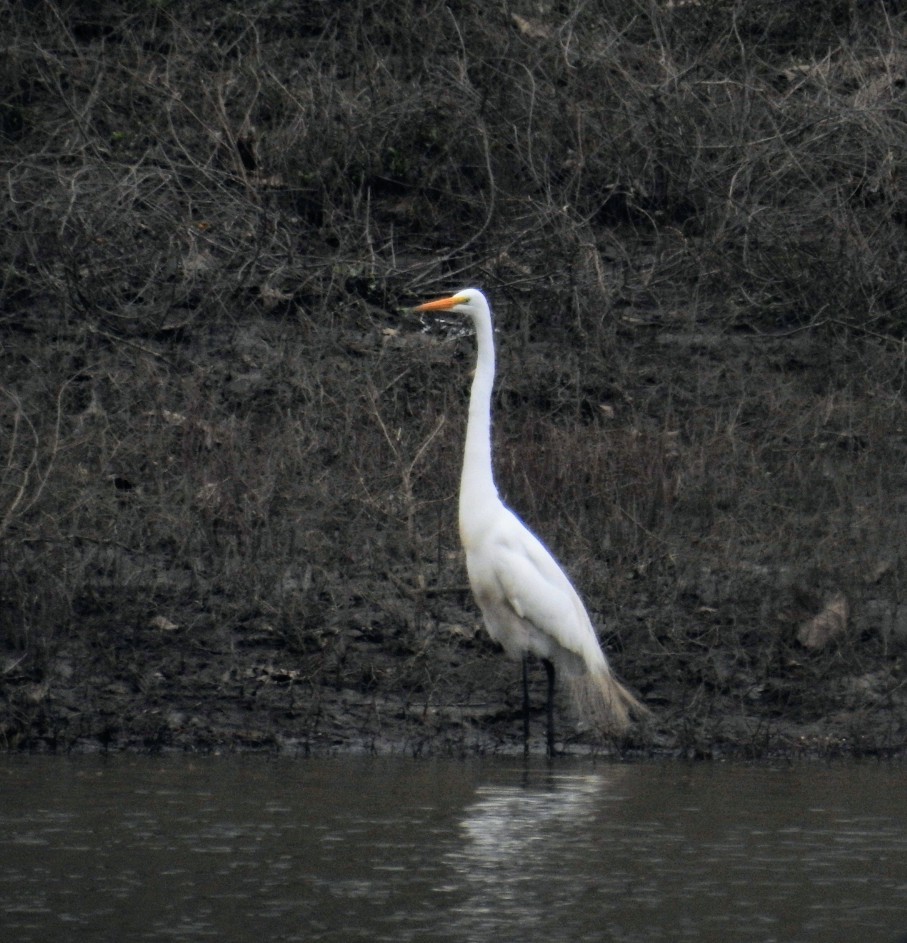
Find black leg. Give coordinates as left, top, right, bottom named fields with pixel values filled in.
left=542, top=658, right=556, bottom=757
left=522, top=655, right=530, bottom=755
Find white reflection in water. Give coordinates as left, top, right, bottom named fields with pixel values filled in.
left=444, top=770, right=626, bottom=940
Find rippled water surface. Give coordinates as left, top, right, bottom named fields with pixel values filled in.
left=1, top=756, right=905, bottom=942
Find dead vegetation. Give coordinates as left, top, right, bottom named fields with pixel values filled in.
left=1, top=0, right=906, bottom=756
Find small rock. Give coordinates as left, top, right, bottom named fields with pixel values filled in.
left=798, top=592, right=848, bottom=650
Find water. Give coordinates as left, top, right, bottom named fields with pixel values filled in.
left=1, top=756, right=905, bottom=942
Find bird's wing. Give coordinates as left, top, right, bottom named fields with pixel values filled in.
left=487, top=515, right=604, bottom=665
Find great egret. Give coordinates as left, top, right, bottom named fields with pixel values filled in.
left=415, top=288, right=646, bottom=755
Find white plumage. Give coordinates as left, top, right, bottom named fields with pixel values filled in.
left=415, top=288, right=645, bottom=753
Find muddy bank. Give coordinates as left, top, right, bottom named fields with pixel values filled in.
left=2, top=2, right=907, bottom=757
left=4, top=414, right=906, bottom=759
left=5, top=610, right=905, bottom=759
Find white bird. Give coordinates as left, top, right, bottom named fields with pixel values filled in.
left=415, top=288, right=646, bottom=755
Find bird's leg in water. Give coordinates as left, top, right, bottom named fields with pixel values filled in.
left=522, top=655, right=530, bottom=755
left=543, top=658, right=556, bottom=757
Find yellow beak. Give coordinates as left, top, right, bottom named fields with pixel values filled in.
left=414, top=294, right=468, bottom=312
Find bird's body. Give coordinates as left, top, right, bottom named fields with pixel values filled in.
left=463, top=505, right=609, bottom=678
left=415, top=288, right=645, bottom=753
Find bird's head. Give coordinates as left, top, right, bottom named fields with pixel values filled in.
left=414, top=288, right=489, bottom=323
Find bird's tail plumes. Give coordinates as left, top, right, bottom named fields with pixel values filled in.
left=567, top=665, right=648, bottom=735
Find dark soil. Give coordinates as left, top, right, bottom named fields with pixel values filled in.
left=2, top=1, right=906, bottom=758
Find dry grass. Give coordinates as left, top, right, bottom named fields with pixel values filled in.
left=2, top=0, right=906, bottom=753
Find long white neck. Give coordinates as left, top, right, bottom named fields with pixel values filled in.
left=459, top=301, right=499, bottom=541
